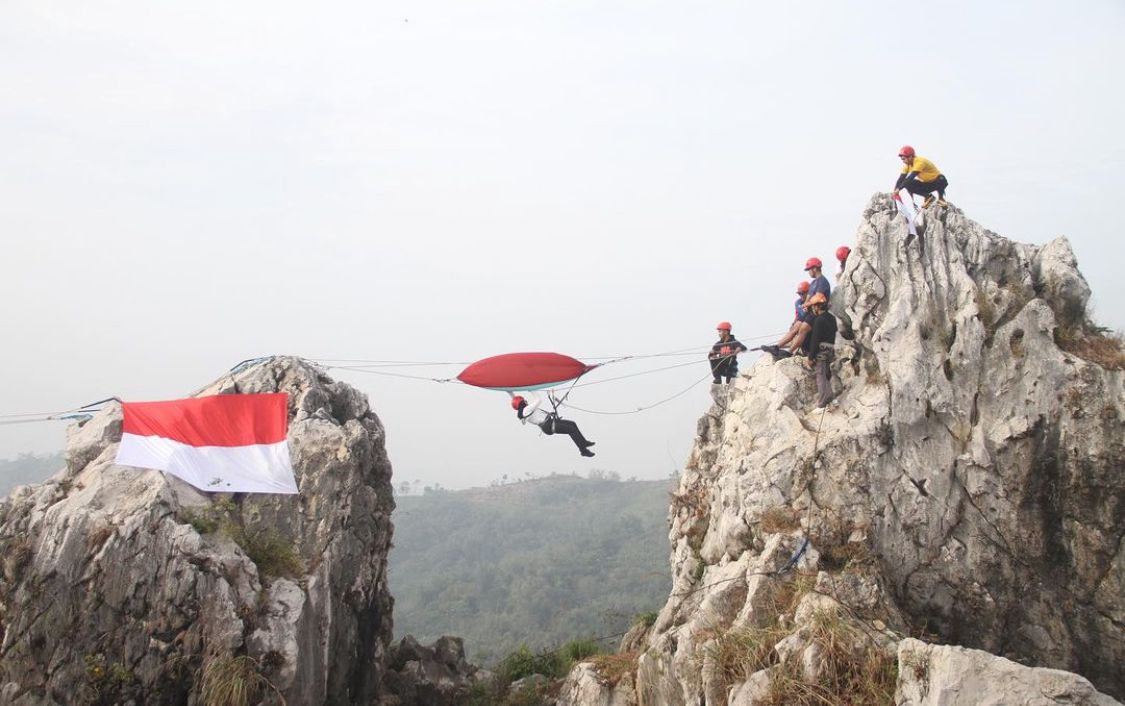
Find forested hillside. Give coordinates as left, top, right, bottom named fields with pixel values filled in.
left=389, top=474, right=673, bottom=665
left=0, top=452, right=63, bottom=497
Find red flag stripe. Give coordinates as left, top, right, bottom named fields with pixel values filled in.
left=457, top=352, right=593, bottom=389
left=122, top=394, right=288, bottom=447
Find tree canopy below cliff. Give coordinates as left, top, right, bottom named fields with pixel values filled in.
left=389, top=474, right=673, bottom=665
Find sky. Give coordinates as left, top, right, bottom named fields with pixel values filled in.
left=2, top=0, right=1123, bottom=489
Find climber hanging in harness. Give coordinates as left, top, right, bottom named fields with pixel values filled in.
left=511, top=393, right=596, bottom=457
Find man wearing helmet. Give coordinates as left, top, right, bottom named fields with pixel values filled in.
left=709, top=321, right=748, bottom=385
left=805, top=293, right=838, bottom=410
left=511, top=394, right=595, bottom=457
left=764, top=257, right=831, bottom=359
left=835, top=245, right=851, bottom=282
left=894, top=145, right=949, bottom=208
left=763, top=281, right=811, bottom=359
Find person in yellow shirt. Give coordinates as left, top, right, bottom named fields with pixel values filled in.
left=894, top=145, right=949, bottom=207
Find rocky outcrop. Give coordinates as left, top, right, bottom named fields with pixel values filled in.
left=896, top=638, right=1120, bottom=706
left=558, top=195, right=1124, bottom=704
left=0, top=357, right=395, bottom=705
left=382, top=635, right=481, bottom=706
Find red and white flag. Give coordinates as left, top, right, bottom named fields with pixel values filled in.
left=115, top=393, right=298, bottom=494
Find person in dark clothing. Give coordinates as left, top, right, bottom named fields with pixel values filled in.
left=512, top=394, right=595, bottom=457
left=709, top=321, right=748, bottom=384
left=804, top=293, right=838, bottom=409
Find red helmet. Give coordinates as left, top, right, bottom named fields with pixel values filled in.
left=898, top=145, right=915, bottom=158
left=836, top=245, right=851, bottom=261
left=804, top=257, right=823, bottom=270
left=797, top=281, right=810, bottom=294
left=716, top=321, right=732, bottom=331
left=510, top=395, right=525, bottom=410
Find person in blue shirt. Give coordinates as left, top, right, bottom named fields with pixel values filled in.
left=763, top=281, right=810, bottom=358
left=765, top=257, right=830, bottom=358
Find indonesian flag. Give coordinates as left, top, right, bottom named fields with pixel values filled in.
left=115, top=393, right=298, bottom=494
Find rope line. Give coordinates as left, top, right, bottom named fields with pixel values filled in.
left=0, top=397, right=119, bottom=425
left=560, top=373, right=715, bottom=415
left=325, top=366, right=459, bottom=383
left=0, top=336, right=791, bottom=423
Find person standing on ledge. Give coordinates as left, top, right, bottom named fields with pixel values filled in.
left=895, top=145, right=949, bottom=208
left=709, top=321, right=748, bottom=384
left=835, top=245, right=851, bottom=281
left=805, top=293, right=838, bottom=411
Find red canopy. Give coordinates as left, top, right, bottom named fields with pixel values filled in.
left=457, top=352, right=595, bottom=392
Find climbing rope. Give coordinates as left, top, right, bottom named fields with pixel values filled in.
left=0, top=334, right=790, bottom=424
left=0, top=397, right=120, bottom=426
left=559, top=372, right=715, bottom=415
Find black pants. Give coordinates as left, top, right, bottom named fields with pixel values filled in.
left=710, top=359, right=737, bottom=384
left=540, top=418, right=592, bottom=451
left=905, top=174, right=948, bottom=198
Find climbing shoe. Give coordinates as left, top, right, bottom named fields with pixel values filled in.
left=922, top=195, right=935, bottom=208
left=762, top=345, right=791, bottom=359
left=580, top=448, right=596, bottom=457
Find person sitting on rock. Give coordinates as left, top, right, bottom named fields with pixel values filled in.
left=768, top=257, right=831, bottom=359
left=835, top=245, right=851, bottom=281
left=709, top=321, right=748, bottom=384
left=895, top=145, right=949, bottom=208
left=804, top=293, right=838, bottom=410
left=511, top=394, right=595, bottom=457
left=762, top=281, right=810, bottom=359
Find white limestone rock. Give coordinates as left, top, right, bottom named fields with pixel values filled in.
left=896, top=638, right=1121, bottom=706
left=0, top=356, right=395, bottom=705
left=556, top=662, right=637, bottom=706
left=560, top=195, right=1124, bottom=705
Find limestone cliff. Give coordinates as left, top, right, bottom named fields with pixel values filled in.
left=559, top=196, right=1124, bottom=705
left=0, top=357, right=395, bottom=705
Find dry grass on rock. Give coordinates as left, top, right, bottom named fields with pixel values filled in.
left=589, top=652, right=640, bottom=687
left=1056, top=326, right=1125, bottom=371
left=764, top=609, right=896, bottom=706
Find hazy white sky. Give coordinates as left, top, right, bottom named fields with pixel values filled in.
left=2, top=0, right=1123, bottom=488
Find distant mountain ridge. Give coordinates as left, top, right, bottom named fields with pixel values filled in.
left=0, top=452, right=63, bottom=497
left=389, top=474, right=674, bottom=665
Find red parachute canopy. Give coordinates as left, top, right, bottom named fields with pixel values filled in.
left=457, top=352, right=596, bottom=392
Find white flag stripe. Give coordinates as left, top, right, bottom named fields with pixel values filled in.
left=117, top=433, right=298, bottom=494
left=895, top=190, right=919, bottom=236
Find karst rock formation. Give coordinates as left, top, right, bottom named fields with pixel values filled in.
left=558, top=195, right=1123, bottom=706
left=0, top=357, right=396, bottom=705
